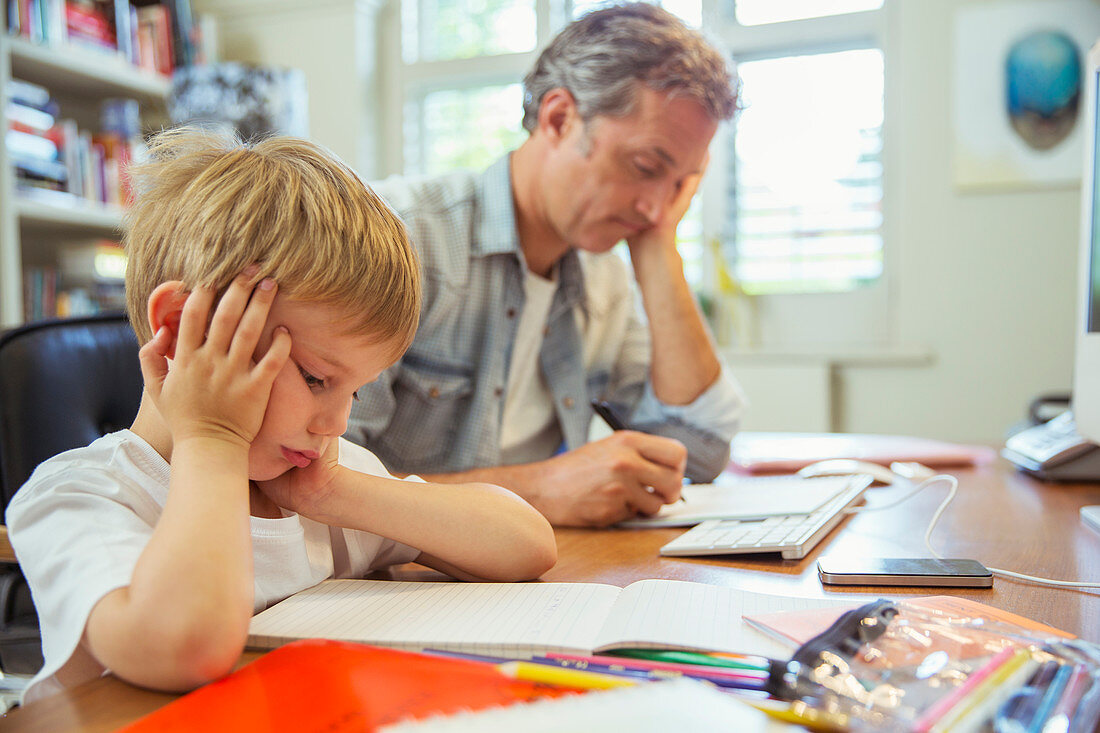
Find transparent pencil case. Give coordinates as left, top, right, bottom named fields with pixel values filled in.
left=774, top=598, right=1100, bottom=732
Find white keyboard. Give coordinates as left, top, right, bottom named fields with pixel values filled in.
left=659, top=475, right=871, bottom=560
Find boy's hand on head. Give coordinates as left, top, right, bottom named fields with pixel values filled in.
left=139, top=271, right=291, bottom=449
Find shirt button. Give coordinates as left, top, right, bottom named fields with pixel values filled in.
left=542, top=326, right=550, bottom=337
left=428, top=386, right=440, bottom=398
left=494, top=387, right=504, bottom=398
left=562, top=397, right=575, bottom=409
left=506, top=308, right=517, bottom=318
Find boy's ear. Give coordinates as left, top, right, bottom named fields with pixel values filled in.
left=146, top=281, right=188, bottom=359
left=537, top=88, right=581, bottom=145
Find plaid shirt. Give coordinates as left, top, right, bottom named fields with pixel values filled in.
left=346, top=155, right=745, bottom=481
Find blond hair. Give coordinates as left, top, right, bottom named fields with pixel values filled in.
left=123, top=126, right=420, bottom=355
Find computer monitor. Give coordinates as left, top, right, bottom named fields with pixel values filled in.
left=1075, top=39, right=1100, bottom=443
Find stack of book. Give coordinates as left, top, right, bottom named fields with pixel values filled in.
left=23, top=239, right=127, bottom=322
left=5, top=0, right=200, bottom=73
left=5, top=79, right=143, bottom=207
left=5, top=78, right=69, bottom=197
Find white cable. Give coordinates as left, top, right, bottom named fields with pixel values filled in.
left=846, top=473, right=1100, bottom=590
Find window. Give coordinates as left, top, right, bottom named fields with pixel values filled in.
left=379, top=0, right=891, bottom=347
left=388, top=0, right=703, bottom=177
left=404, top=84, right=526, bottom=177
left=402, top=0, right=537, bottom=63
left=717, top=2, right=886, bottom=297
left=387, top=0, right=549, bottom=177
left=728, top=48, right=884, bottom=294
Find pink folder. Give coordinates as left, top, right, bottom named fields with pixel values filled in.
left=729, top=432, right=997, bottom=474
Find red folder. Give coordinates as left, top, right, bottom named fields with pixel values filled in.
left=120, top=639, right=577, bottom=732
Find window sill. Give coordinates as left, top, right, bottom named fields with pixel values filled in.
left=720, top=344, right=935, bottom=368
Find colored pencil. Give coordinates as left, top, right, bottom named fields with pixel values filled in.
left=605, top=648, right=774, bottom=672
left=932, top=651, right=1036, bottom=733
left=497, top=660, right=637, bottom=690
left=546, top=652, right=773, bottom=683
left=912, top=648, right=1017, bottom=733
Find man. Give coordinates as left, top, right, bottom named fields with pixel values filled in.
left=347, top=3, right=746, bottom=527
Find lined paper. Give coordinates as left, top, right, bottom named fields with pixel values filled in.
left=595, top=579, right=855, bottom=658
left=248, top=580, right=621, bottom=657
left=249, top=578, right=860, bottom=659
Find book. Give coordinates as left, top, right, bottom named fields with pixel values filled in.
left=248, top=579, right=856, bottom=659
left=119, top=639, right=577, bottom=733
left=135, top=2, right=173, bottom=74
left=4, top=78, right=52, bottom=110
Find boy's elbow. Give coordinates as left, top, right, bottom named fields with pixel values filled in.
left=510, top=533, right=557, bottom=581
left=125, top=611, right=248, bottom=692
left=171, top=629, right=245, bottom=688
left=512, top=514, right=557, bottom=580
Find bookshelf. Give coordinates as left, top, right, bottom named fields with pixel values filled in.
left=0, top=20, right=170, bottom=328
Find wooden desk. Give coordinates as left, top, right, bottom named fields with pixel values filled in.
left=5, top=459, right=1100, bottom=731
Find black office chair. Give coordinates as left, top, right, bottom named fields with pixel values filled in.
left=0, top=313, right=143, bottom=673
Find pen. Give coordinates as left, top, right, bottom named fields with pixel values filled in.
left=590, top=399, right=687, bottom=504
left=995, top=660, right=1060, bottom=733
left=1039, top=664, right=1091, bottom=733
left=591, top=399, right=628, bottom=431
left=1025, top=663, right=1074, bottom=733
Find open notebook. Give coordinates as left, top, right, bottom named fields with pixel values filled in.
left=248, top=579, right=856, bottom=660
left=618, top=474, right=863, bottom=528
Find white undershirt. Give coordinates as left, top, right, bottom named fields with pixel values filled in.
left=500, top=268, right=562, bottom=464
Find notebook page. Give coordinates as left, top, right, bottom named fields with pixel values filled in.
left=248, top=580, right=621, bottom=657
left=592, top=579, right=856, bottom=657
left=618, top=475, right=855, bottom=528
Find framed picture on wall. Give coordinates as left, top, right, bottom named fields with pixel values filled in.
left=953, top=0, right=1100, bottom=190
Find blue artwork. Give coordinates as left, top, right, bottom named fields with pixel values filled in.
left=1005, top=30, right=1081, bottom=151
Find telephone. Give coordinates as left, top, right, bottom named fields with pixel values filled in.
left=1002, top=410, right=1100, bottom=481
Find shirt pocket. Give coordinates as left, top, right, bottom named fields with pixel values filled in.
left=379, top=364, right=474, bottom=469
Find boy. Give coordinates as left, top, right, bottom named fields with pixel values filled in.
left=7, top=127, right=556, bottom=703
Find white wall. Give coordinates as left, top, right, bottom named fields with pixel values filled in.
left=193, top=0, right=381, bottom=176
left=840, top=0, right=1078, bottom=443
left=204, top=0, right=1083, bottom=444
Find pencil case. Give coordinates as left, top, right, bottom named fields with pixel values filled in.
left=774, top=598, right=1100, bottom=732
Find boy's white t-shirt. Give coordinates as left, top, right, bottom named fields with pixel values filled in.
left=6, top=431, right=422, bottom=704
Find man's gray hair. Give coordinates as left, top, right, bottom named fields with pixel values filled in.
left=521, top=3, right=738, bottom=132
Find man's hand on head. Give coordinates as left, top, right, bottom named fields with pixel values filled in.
left=532, top=432, right=687, bottom=527
left=626, top=155, right=707, bottom=256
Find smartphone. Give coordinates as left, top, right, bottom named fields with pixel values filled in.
left=817, top=556, right=993, bottom=587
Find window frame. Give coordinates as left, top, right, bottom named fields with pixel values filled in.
left=376, top=0, right=897, bottom=350
left=377, top=0, right=566, bottom=177
left=701, top=0, right=895, bottom=350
